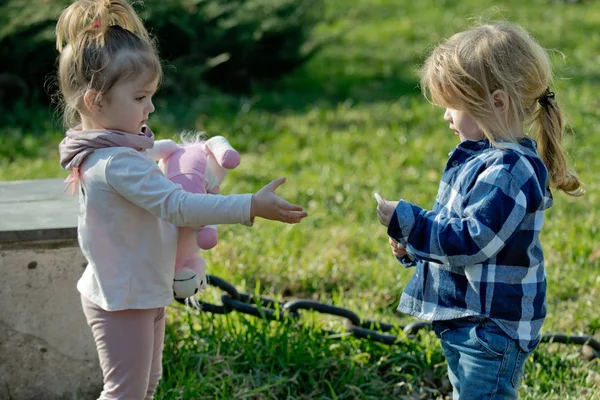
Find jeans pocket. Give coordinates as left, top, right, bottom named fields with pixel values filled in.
left=470, top=321, right=510, bottom=358
left=511, top=348, right=528, bottom=389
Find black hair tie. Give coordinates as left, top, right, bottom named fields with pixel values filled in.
left=538, top=87, right=555, bottom=108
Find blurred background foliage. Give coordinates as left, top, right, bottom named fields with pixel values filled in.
left=0, top=0, right=328, bottom=106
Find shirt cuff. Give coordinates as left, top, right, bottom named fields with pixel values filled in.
left=387, top=199, right=418, bottom=244
left=396, top=254, right=416, bottom=268
left=242, top=193, right=253, bottom=227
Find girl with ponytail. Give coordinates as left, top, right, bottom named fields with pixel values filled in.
left=376, top=22, right=583, bottom=399
left=55, top=1, right=307, bottom=398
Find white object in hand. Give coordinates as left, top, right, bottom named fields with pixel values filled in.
left=374, top=192, right=383, bottom=204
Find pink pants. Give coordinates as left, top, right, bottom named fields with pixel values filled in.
left=81, top=295, right=166, bottom=400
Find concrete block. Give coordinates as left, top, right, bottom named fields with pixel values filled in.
left=0, top=179, right=102, bottom=399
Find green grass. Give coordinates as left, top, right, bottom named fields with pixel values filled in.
left=3, top=0, right=600, bottom=398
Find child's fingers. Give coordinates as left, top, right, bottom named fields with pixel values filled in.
left=280, top=210, right=308, bottom=223
left=392, top=246, right=407, bottom=257
left=279, top=199, right=304, bottom=212
left=266, top=177, right=286, bottom=192
left=380, top=200, right=394, bottom=211
left=277, top=198, right=308, bottom=220
left=377, top=209, right=388, bottom=225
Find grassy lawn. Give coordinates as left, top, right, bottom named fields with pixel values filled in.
left=3, top=0, right=600, bottom=398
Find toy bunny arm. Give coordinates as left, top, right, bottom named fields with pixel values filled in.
left=204, top=136, right=240, bottom=169
left=146, top=139, right=180, bottom=161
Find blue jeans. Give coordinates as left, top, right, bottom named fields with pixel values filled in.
left=431, top=317, right=534, bottom=400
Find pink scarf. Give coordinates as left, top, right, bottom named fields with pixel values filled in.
left=58, top=126, right=155, bottom=194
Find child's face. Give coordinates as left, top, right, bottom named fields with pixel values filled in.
left=443, top=108, right=485, bottom=142
left=95, top=72, right=158, bottom=134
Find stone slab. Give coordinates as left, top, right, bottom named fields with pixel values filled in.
left=0, top=179, right=78, bottom=245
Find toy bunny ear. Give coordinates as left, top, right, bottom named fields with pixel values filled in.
left=204, top=136, right=240, bottom=169
left=147, top=139, right=180, bottom=161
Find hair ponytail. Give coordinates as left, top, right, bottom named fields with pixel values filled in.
left=533, top=95, right=584, bottom=196
left=56, top=0, right=151, bottom=53
left=55, top=0, right=161, bottom=128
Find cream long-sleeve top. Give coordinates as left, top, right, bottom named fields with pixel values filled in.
left=75, top=147, right=252, bottom=311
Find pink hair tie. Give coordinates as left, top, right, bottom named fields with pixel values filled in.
left=92, top=19, right=101, bottom=27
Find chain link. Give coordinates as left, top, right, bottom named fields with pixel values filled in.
left=177, top=274, right=600, bottom=359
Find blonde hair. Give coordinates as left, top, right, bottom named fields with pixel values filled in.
left=420, top=23, right=583, bottom=196
left=55, top=0, right=162, bottom=128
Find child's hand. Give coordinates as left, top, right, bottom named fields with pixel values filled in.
left=251, top=177, right=308, bottom=224
left=389, top=237, right=408, bottom=258
left=376, top=195, right=398, bottom=227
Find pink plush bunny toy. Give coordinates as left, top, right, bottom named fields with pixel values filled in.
left=148, top=135, right=240, bottom=299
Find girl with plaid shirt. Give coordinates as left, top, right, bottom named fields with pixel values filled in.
left=377, top=23, right=584, bottom=399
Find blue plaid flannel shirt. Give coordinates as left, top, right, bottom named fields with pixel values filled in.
left=388, top=137, right=553, bottom=351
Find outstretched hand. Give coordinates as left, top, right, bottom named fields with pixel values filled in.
left=251, top=178, right=308, bottom=224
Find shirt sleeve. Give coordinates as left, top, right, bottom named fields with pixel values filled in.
left=387, top=165, right=528, bottom=267
left=397, top=254, right=417, bottom=268
left=104, top=149, right=253, bottom=227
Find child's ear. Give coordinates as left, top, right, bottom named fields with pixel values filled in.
left=492, top=89, right=509, bottom=113
left=83, top=89, right=102, bottom=114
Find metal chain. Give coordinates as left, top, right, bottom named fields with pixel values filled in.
left=177, top=275, right=600, bottom=358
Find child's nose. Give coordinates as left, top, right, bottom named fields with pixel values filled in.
left=443, top=109, right=452, bottom=121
